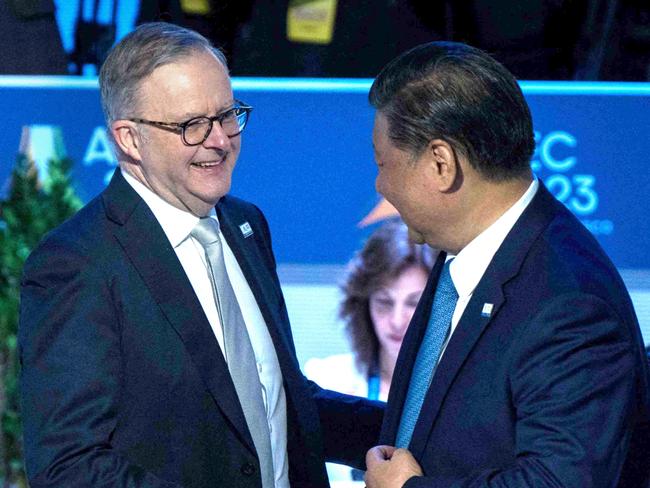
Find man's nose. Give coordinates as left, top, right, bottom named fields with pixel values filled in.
left=202, top=121, right=230, bottom=149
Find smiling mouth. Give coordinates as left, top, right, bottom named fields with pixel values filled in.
left=192, top=159, right=224, bottom=168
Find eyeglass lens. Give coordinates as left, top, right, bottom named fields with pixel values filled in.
left=183, top=108, right=248, bottom=145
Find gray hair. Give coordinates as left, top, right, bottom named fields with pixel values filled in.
left=99, top=22, right=228, bottom=127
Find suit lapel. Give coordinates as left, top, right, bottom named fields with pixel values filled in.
left=217, top=199, right=326, bottom=463
left=402, top=184, right=560, bottom=458
left=103, top=172, right=256, bottom=454
left=408, top=268, right=507, bottom=457
left=216, top=201, right=299, bottom=371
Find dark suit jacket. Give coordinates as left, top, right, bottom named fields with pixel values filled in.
left=19, top=170, right=383, bottom=487
left=381, top=184, right=649, bottom=487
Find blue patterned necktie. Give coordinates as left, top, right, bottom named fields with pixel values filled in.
left=396, top=258, right=458, bottom=448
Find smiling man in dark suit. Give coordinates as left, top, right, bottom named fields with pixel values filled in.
left=18, top=22, right=382, bottom=488
left=364, top=41, right=650, bottom=488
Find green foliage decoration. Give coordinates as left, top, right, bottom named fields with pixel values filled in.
left=0, top=155, right=82, bottom=486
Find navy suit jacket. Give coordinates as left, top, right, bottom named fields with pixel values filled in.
left=19, top=170, right=383, bottom=487
left=381, top=184, right=649, bottom=487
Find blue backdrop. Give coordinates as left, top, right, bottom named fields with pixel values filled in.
left=1, top=77, right=649, bottom=270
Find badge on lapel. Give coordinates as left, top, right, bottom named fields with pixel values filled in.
left=481, top=303, right=494, bottom=318
left=239, top=221, right=254, bottom=238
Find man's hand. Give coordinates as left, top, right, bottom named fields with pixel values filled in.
left=365, top=445, right=423, bottom=488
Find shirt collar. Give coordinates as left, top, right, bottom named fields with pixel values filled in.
left=449, top=178, right=539, bottom=298
left=121, top=169, right=218, bottom=248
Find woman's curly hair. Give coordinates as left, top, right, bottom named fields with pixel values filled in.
left=339, top=219, right=436, bottom=375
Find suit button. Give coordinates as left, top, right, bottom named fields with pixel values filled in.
left=241, top=462, right=256, bottom=476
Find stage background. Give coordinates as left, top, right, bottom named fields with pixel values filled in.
left=1, top=77, right=649, bottom=366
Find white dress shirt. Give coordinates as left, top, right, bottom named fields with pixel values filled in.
left=439, top=179, right=539, bottom=361
left=122, top=170, right=289, bottom=488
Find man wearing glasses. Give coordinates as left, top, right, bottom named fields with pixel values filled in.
left=19, top=22, right=382, bottom=488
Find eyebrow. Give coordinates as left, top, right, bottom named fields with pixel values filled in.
left=175, top=111, right=203, bottom=121
left=372, top=289, right=392, bottom=297
left=407, top=291, right=424, bottom=298
left=177, top=101, right=236, bottom=120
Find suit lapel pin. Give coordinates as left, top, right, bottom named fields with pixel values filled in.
left=239, top=221, right=254, bottom=238
left=481, top=303, right=493, bottom=318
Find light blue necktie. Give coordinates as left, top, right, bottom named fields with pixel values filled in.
left=396, top=259, right=458, bottom=448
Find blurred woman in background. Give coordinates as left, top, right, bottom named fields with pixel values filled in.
left=305, top=218, right=436, bottom=399
left=305, top=219, right=436, bottom=482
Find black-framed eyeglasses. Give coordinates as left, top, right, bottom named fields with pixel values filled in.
left=129, top=100, right=253, bottom=146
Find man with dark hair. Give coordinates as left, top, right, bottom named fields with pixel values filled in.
left=364, top=41, right=649, bottom=488
left=19, top=22, right=382, bottom=488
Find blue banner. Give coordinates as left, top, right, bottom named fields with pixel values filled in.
left=1, top=77, right=649, bottom=269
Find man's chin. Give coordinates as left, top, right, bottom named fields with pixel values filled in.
left=185, top=192, right=228, bottom=217
left=407, top=227, right=426, bottom=245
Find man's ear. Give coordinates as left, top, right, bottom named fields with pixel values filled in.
left=111, top=120, right=143, bottom=161
left=427, top=139, right=458, bottom=192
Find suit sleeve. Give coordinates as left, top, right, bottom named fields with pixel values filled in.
left=309, top=381, right=385, bottom=469
left=18, top=236, right=181, bottom=488
left=404, top=293, right=640, bottom=488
